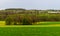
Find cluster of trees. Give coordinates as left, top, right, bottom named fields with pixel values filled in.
left=0, top=8, right=60, bottom=25
left=5, top=15, right=37, bottom=25
left=37, top=14, right=60, bottom=21
left=5, top=14, right=60, bottom=25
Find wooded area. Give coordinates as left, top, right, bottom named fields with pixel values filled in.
left=0, top=8, right=60, bottom=25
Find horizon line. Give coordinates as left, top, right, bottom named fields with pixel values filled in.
left=0, top=8, right=60, bottom=10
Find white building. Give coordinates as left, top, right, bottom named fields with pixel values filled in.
left=48, top=11, right=60, bottom=13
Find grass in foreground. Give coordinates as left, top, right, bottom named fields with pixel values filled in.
left=0, top=27, right=60, bottom=36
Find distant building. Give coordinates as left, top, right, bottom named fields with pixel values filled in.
left=48, top=11, right=60, bottom=13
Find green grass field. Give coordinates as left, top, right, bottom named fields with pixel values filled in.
left=0, top=21, right=5, bottom=25
left=0, top=21, right=60, bottom=36
left=36, top=22, right=60, bottom=25
left=0, top=27, right=60, bottom=36
left=0, top=21, right=60, bottom=25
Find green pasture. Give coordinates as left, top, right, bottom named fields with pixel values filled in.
left=0, top=21, right=60, bottom=36
left=0, top=27, right=60, bottom=36
left=0, top=21, right=60, bottom=25
left=36, top=22, right=60, bottom=25
left=0, top=21, right=5, bottom=25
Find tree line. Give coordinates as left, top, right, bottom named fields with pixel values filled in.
left=0, top=8, right=60, bottom=25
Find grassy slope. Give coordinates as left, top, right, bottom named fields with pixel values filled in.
left=0, top=21, right=60, bottom=36
left=36, top=22, right=60, bottom=25
left=0, top=21, right=60, bottom=25
left=0, top=21, right=5, bottom=26
left=0, top=27, right=60, bottom=36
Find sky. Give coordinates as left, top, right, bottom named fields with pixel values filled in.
left=0, top=0, right=60, bottom=10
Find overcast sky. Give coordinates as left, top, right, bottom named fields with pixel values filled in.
left=0, top=0, right=60, bottom=10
